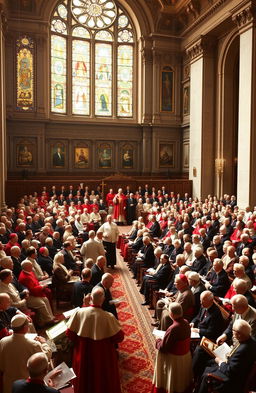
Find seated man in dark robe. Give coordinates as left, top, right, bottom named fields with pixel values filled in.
left=196, top=320, right=256, bottom=393
left=140, top=254, right=172, bottom=306
left=72, top=268, right=93, bottom=307
left=12, top=352, right=60, bottom=393
left=204, top=258, right=230, bottom=297
left=132, top=236, right=155, bottom=279
left=95, top=273, right=118, bottom=318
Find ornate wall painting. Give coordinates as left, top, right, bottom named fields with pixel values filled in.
left=183, top=85, right=190, bottom=116
left=74, top=146, right=89, bottom=168
left=16, top=142, right=34, bottom=167
left=122, top=144, right=134, bottom=169
left=51, top=143, right=66, bottom=168
left=16, top=36, right=34, bottom=111
left=161, top=66, right=174, bottom=112
left=98, top=143, right=112, bottom=169
left=159, top=143, right=174, bottom=168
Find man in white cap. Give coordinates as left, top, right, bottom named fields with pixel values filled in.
left=0, top=314, right=52, bottom=393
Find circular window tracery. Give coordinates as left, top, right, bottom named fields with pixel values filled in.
left=71, top=0, right=117, bottom=30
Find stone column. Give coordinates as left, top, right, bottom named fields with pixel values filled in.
left=152, top=49, right=161, bottom=123
left=232, top=1, right=256, bottom=208
left=186, top=36, right=216, bottom=199
left=0, top=4, right=6, bottom=210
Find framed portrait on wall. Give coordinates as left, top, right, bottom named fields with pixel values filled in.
left=74, top=146, right=89, bottom=169
left=16, top=141, right=34, bottom=167
left=183, top=143, right=189, bottom=168
left=161, top=66, right=174, bottom=112
left=159, top=143, right=174, bottom=168
left=98, top=143, right=112, bottom=169
left=51, top=143, right=66, bottom=168
left=122, top=144, right=134, bottom=169
left=183, top=85, right=190, bottom=116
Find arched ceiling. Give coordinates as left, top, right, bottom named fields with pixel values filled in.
left=5, top=0, right=226, bottom=36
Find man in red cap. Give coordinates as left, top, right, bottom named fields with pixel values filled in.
left=5, top=234, right=20, bottom=256
left=159, top=273, right=195, bottom=330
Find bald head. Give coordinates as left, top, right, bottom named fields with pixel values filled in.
left=102, top=273, right=114, bottom=289
left=91, top=287, right=105, bottom=306
left=27, top=352, right=49, bottom=378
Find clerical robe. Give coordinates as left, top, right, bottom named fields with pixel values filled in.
left=113, top=193, right=126, bottom=222
left=66, top=305, right=124, bottom=393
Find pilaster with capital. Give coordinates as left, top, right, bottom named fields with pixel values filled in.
left=152, top=49, right=161, bottom=123
left=141, top=43, right=153, bottom=124
left=232, top=1, right=256, bottom=33
left=186, top=35, right=216, bottom=199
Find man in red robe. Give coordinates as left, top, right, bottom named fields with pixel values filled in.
left=66, top=287, right=124, bottom=393
left=113, top=188, right=126, bottom=224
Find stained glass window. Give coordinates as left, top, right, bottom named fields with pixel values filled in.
left=50, top=0, right=135, bottom=118
left=51, top=35, right=67, bottom=113
left=117, top=45, right=133, bottom=117
left=16, top=36, right=34, bottom=111
left=72, top=40, right=90, bottom=115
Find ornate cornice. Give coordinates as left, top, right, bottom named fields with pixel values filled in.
left=232, top=3, right=256, bottom=29
left=186, top=35, right=216, bottom=61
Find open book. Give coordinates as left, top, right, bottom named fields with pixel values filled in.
left=200, top=337, right=231, bottom=361
left=46, top=320, right=67, bottom=341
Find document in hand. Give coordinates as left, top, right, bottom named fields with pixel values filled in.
left=152, top=328, right=165, bottom=339
left=44, top=362, right=76, bottom=389
left=200, top=337, right=231, bottom=361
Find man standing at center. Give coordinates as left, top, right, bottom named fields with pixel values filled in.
left=99, top=215, right=119, bottom=269
left=113, top=188, right=127, bottom=224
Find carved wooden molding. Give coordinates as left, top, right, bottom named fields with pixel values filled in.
left=232, top=3, right=256, bottom=29
left=186, top=35, right=216, bottom=61
left=0, top=4, right=7, bottom=35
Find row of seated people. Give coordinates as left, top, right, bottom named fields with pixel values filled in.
left=118, top=205, right=256, bottom=392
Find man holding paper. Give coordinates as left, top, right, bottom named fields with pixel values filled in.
left=196, top=320, right=256, bottom=393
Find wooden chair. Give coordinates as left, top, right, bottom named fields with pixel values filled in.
left=207, top=361, right=256, bottom=393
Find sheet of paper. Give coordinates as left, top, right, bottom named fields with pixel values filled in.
left=191, top=331, right=200, bottom=339
left=44, top=362, right=76, bottom=389
left=40, top=277, right=52, bottom=286
left=109, top=298, right=123, bottom=305
left=213, top=342, right=231, bottom=362
left=152, top=328, right=165, bottom=339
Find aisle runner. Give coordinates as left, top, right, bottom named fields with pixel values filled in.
left=112, top=254, right=156, bottom=393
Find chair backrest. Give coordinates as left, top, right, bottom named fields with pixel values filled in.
left=244, top=361, right=256, bottom=392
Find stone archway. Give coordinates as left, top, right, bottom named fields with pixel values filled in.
left=217, top=33, right=239, bottom=197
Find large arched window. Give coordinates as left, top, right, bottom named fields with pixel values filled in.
left=50, top=0, right=135, bottom=118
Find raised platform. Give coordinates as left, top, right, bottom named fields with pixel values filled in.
left=6, top=174, right=192, bottom=206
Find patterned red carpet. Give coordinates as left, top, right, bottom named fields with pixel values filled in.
left=114, top=242, right=156, bottom=393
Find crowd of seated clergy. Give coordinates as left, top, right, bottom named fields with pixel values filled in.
left=118, top=188, right=256, bottom=392
left=0, top=185, right=256, bottom=392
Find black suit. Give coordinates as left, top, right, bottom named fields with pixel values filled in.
left=38, top=255, right=53, bottom=276
left=132, top=243, right=155, bottom=278
left=149, top=221, right=161, bottom=238
left=131, top=236, right=143, bottom=252
left=126, top=198, right=137, bottom=225
left=198, top=337, right=256, bottom=393
left=206, top=269, right=230, bottom=297
left=191, top=255, right=207, bottom=275
left=61, top=249, right=77, bottom=270
left=12, top=379, right=59, bottom=393
left=96, top=282, right=117, bottom=318
left=90, top=264, right=104, bottom=286
left=11, top=256, right=22, bottom=279
left=192, top=303, right=225, bottom=379
left=72, top=280, right=93, bottom=307
left=140, top=263, right=172, bottom=303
